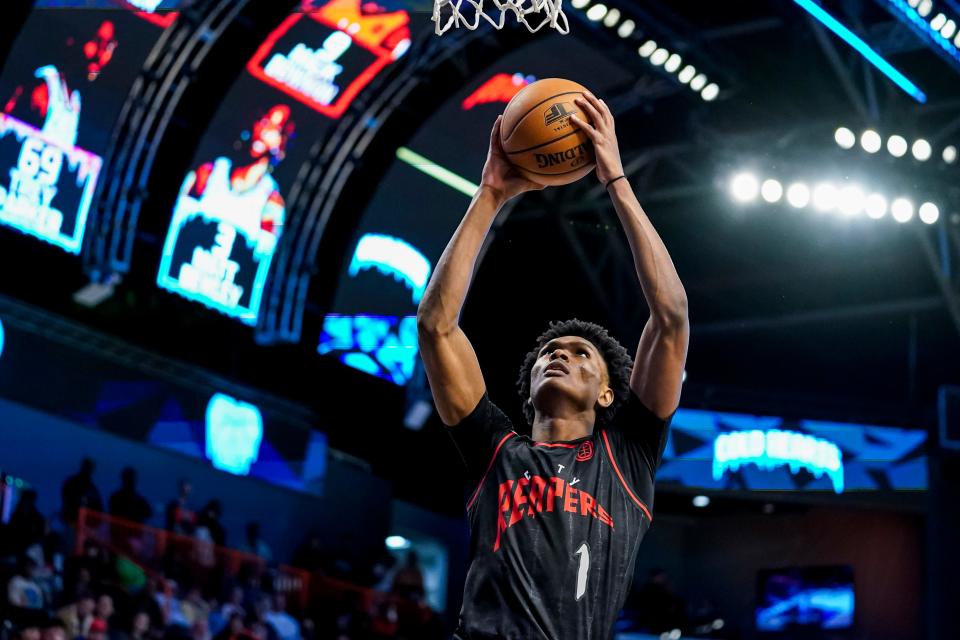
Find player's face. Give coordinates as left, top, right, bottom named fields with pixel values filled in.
left=530, top=335, right=612, bottom=417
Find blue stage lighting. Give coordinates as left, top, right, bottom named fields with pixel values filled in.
left=793, top=0, right=927, bottom=103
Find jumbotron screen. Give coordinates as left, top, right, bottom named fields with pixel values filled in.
left=156, top=0, right=425, bottom=326
left=318, top=34, right=634, bottom=385
left=0, top=1, right=183, bottom=254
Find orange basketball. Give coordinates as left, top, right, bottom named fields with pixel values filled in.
left=500, top=78, right=596, bottom=187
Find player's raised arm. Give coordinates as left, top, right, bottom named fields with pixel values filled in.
left=570, top=93, right=689, bottom=421
left=417, top=116, right=544, bottom=426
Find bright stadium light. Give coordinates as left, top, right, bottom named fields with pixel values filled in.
left=571, top=0, right=590, bottom=7
left=942, top=19, right=957, bottom=39
left=665, top=53, right=683, bottom=73
left=386, top=535, right=412, bottom=550
left=701, top=83, right=720, bottom=101
left=639, top=40, right=657, bottom=57
left=891, top=197, right=914, bottom=222
left=931, top=12, right=948, bottom=30
left=761, top=179, right=783, bottom=203
left=787, top=182, right=811, bottom=208
left=838, top=185, right=865, bottom=215
left=918, top=0, right=933, bottom=19
left=908, top=0, right=920, bottom=7
left=944, top=145, right=958, bottom=164
left=834, top=127, right=856, bottom=149
left=860, top=129, right=882, bottom=153
left=617, top=19, right=635, bottom=38
left=730, top=172, right=760, bottom=202
left=813, top=182, right=839, bottom=211
left=678, top=65, right=697, bottom=83
left=603, top=8, right=620, bottom=27
left=692, top=495, right=710, bottom=508
left=865, top=193, right=888, bottom=219
left=919, top=202, right=940, bottom=224
left=912, top=138, right=932, bottom=161
left=887, top=135, right=908, bottom=157
left=650, top=48, right=670, bottom=66
left=586, top=4, right=608, bottom=21
left=690, top=74, right=708, bottom=91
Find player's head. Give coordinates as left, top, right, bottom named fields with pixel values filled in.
left=517, top=318, right=633, bottom=429
left=250, top=105, right=294, bottom=164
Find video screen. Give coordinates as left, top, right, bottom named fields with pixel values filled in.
left=756, top=565, right=855, bottom=632
left=319, top=33, right=635, bottom=384
left=157, top=0, right=420, bottom=326
left=0, top=1, right=181, bottom=253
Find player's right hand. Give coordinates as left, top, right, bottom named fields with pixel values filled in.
left=480, top=115, right=545, bottom=205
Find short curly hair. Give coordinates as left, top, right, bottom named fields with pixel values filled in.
left=516, top=318, right=634, bottom=428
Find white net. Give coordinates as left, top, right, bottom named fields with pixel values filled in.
left=432, top=0, right=569, bottom=35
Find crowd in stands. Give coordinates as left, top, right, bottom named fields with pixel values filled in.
left=1, top=458, right=445, bottom=640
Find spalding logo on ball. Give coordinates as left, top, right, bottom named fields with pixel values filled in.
left=500, top=78, right=596, bottom=187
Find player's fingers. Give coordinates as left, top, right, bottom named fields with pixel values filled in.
left=568, top=113, right=596, bottom=139
left=584, top=91, right=611, bottom=127
left=574, top=97, right=603, bottom=132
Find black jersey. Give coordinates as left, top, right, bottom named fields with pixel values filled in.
left=448, top=391, right=673, bottom=640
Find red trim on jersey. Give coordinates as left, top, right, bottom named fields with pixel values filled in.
left=600, top=430, right=653, bottom=522
left=466, top=432, right=516, bottom=511
left=533, top=442, right=577, bottom=448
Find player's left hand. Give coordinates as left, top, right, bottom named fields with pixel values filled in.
left=569, top=92, right=624, bottom=185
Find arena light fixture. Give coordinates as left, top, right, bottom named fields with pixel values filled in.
left=793, top=0, right=927, bottom=103
left=834, top=126, right=856, bottom=148
left=617, top=19, right=635, bottom=38
left=931, top=12, right=948, bottom=30
left=650, top=47, right=670, bottom=65
left=865, top=193, right=888, bottom=218
left=861, top=129, right=882, bottom=153
left=586, top=4, right=608, bottom=21
left=664, top=53, right=683, bottom=73
left=919, top=0, right=934, bottom=19
left=690, top=73, right=708, bottom=91
left=912, top=138, right=932, bottom=160
left=602, top=8, right=620, bottom=27
left=701, top=83, right=720, bottom=101
left=396, top=147, right=478, bottom=196
left=386, top=535, right=412, bottom=550
left=571, top=0, right=590, bottom=7
left=944, top=145, right=958, bottom=163
left=887, top=134, right=908, bottom=157
left=838, top=185, right=866, bottom=215
left=678, top=65, right=696, bottom=83
left=692, top=495, right=711, bottom=508
left=891, top=197, right=914, bottom=222
left=638, top=39, right=657, bottom=57
left=730, top=172, right=760, bottom=202
left=942, top=19, right=957, bottom=38
left=787, top=182, right=811, bottom=208
left=813, top=182, right=839, bottom=211
left=919, top=201, right=940, bottom=224
left=761, top=179, right=784, bottom=203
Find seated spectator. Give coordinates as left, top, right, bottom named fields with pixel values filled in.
left=14, top=626, right=42, bottom=640
left=95, top=594, right=115, bottom=629
left=8, top=556, right=46, bottom=610
left=238, top=523, right=271, bottom=564
left=180, top=587, right=209, bottom=628
left=57, top=594, right=95, bottom=640
left=87, top=618, right=108, bottom=640
left=6, top=489, right=46, bottom=556
left=218, top=587, right=245, bottom=624
left=195, top=502, right=225, bottom=548
left=111, top=611, right=152, bottom=640
left=154, top=581, right=189, bottom=629
left=263, top=594, right=298, bottom=640
left=108, top=469, right=152, bottom=526
left=41, top=618, right=67, bottom=640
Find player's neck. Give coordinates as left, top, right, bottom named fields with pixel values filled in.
left=531, top=410, right=595, bottom=443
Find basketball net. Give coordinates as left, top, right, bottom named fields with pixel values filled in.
left=432, top=0, right=569, bottom=35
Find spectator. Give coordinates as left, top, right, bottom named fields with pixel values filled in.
left=211, top=613, right=244, bottom=640
left=195, top=502, right=225, bottom=548
left=7, top=556, right=46, bottom=610
left=263, top=594, right=298, bottom=640
left=87, top=618, right=108, bottom=640
left=41, top=619, right=67, bottom=640
left=108, top=469, right=152, bottom=525
left=61, top=459, right=102, bottom=524
left=153, top=581, right=188, bottom=628
left=112, top=611, right=151, bottom=640
left=218, top=587, right=245, bottom=626
left=15, top=627, right=41, bottom=640
left=238, top=523, right=271, bottom=563
left=180, top=587, right=209, bottom=628
left=6, top=489, right=46, bottom=556
left=57, top=594, right=95, bottom=639
left=389, top=551, right=425, bottom=602
left=95, top=594, right=115, bottom=629
left=164, top=480, right=195, bottom=536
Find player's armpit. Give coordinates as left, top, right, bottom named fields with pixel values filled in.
left=418, top=323, right=486, bottom=426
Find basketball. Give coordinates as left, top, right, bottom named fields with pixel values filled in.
left=500, top=78, right=596, bottom=187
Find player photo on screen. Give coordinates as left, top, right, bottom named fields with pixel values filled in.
left=157, top=106, right=292, bottom=325
left=0, top=3, right=176, bottom=253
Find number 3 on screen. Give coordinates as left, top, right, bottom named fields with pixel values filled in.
left=574, top=542, right=590, bottom=601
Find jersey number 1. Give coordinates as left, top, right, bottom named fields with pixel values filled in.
left=574, top=543, right=590, bottom=601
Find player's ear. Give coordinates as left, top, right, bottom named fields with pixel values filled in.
left=597, top=386, right=614, bottom=409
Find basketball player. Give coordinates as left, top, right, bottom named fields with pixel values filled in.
left=417, top=91, right=689, bottom=639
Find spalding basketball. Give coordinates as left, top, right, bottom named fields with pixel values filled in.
left=500, top=78, right=596, bottom=187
